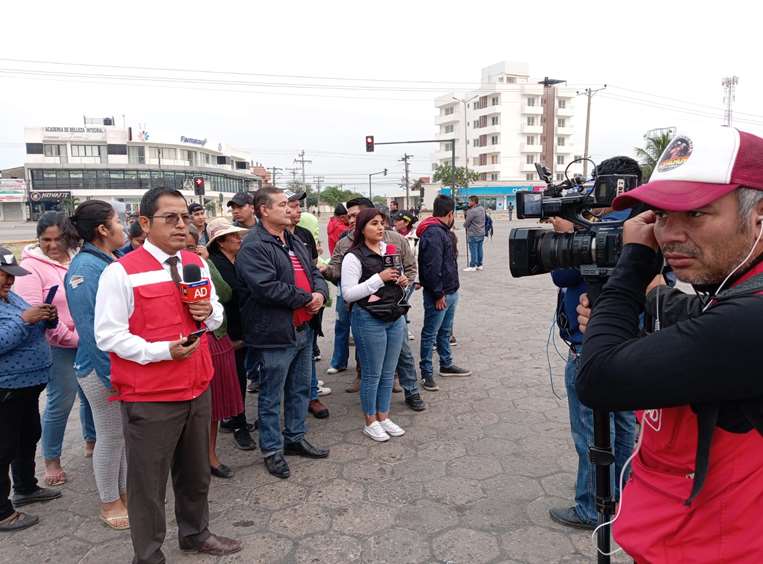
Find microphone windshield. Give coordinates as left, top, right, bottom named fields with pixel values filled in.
left=183, top=263, right=202, bottom=283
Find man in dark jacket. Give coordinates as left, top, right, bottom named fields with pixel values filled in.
left=416, top=195, right=472, bottom=391
left=236, top=187, right=330, bottom=479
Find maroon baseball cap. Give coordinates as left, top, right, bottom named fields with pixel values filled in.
left=613, top=126, right=763, bottom=212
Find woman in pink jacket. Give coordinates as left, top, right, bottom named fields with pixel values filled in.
left=14, top=211, right=95, bottom=486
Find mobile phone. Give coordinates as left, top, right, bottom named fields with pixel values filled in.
left=44, top=285, right=59, bottom=304
left=181, top=328, right=207, bottom=347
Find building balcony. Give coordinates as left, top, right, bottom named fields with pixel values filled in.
left=436, top=129, right=458, bottom=140
left=521, top=162, right=539, bottom=173
left=556, top=126, right=574, bottom=135
left=521, top=143, right=543, bottom=153
left=474, top=124, right=501, bottom=136
left=435, top=113, right=459, bottom=126
left=521, top=124, right=543, bottom=134
left=557, top=106, right=574, bottom=117
left=522, top=105, right=543, bottom=115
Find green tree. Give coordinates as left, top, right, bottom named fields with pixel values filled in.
left=372, top=195, right=387, bottom=206
left=319, top=186, right=365, bottom=208
left=635, top=131, right=674, bottom=182
left=306, top=193, right=319, bottom=208
left=432, top=163, right=479, bottom=187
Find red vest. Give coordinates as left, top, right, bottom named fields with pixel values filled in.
left=614, top=262, right=763, bottom=563
left=110, top=247, right=214, bottom=402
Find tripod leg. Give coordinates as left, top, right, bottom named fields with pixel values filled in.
left=591, top=409, right=615, bottom=564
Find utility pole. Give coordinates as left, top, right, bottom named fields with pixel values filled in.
left=285, top=167, right=300, bottom=189
left=722, top=76, right=739, bottom=127
left=312, top=176, right=324, bottom=214
left=294, top=150, right=312, bottom=192
left=539, top=77, right=565, bottom=180
left=270, top=166, right=284, bottom=187
left=400, top=153, right=412, bottom=210
left=576, top=85, right=607, bottom=177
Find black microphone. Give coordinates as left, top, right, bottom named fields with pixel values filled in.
left=382, top=243, right=403, bottom=274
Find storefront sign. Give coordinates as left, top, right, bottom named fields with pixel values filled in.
left=42, top=126, right=106, bottom=142
left=29, top=191, right=70, bottom=202
left=0, top=179, right=26, bottom=203
left=180, top=136, right=207, bottom=146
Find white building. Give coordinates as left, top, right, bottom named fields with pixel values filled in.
left=23, top=118, right=262, bottom=219
left=433, top=61, right=581, bottom=186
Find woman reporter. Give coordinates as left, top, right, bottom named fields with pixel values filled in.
left=341, top=208, right=408, bottom=442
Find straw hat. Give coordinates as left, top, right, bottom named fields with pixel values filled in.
left=206, top=217, right=249, bottom=246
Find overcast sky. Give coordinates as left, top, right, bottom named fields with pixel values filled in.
left=1, top=0, right=759, bottom=194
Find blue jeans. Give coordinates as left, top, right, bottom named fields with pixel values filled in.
left=419, top=291, right=459, bottom=377
left=330, top=293, right=351, bottom=370
left=42, top=347, right=96, bottom=460
left=351, top=307, right=405, bottom=416
left=396, top=339, right=420, bottom=397
left=255, top=327, right=312, bottom=456
left=468, top=235, right=485, bottom=267
left=564, top=346, right=636, bottom=524
left=310, top=359, right=319, bottom=401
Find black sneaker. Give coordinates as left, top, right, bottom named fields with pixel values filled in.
left=219, top=419, right=236, bottom=434
left=11, top=487, right=62, bottom=507
left=421, top=376, right=439, bottom=391
left=233, top=428, right=257, bottom=451
left=405, top=393, right=426, bottom=411
left=439, top=365, right=472, bottom=377
left=548, top=506, right=596, bottom=530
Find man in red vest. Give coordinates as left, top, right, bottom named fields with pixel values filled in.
left=95, top=187, right=241, bottom=564
left=576, top=126, right=763, bottom=562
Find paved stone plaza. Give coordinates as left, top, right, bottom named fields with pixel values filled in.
left=1, top=218, right=632, bottom=563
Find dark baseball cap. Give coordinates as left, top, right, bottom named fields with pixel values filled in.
left=284, top=190, right=307, bottom=202
left=227, top=192, right=254, bottom=207
left=188, top=202, right=204, bottom=214
left=0, top=247, right=30, bottom=277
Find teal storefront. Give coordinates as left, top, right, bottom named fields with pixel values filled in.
left=439, top=185, right=544, bottom=210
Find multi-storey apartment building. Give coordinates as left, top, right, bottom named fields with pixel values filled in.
left=433, top=61, right=580, bottom=184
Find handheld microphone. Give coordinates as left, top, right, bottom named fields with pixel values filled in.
left=382, top=244, right=403, bottom=274
left=180, top=263, right=211, bottom=330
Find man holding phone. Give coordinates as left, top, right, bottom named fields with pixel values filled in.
left=95, top=187, right=240, bottom=564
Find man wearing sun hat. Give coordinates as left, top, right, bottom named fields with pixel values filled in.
left=575, top=126, right=763, bottom=562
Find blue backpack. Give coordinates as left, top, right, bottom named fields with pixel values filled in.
left=484, top=213, right=494, bottom=238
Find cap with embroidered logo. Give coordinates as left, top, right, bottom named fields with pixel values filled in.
left=613, top=126, right=763, bottom=212
left=0, top=247, right=30, bottom=277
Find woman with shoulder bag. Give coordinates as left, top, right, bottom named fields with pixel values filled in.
left=341, top=208, right=408, bottom=442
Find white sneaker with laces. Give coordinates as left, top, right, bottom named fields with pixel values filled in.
left=326, top=367, right=343, bottom=375
left=318, top=380, right=325, bottom=386
left=378, top=418, right=406, bottom=437
left=318, top=385, right=332, bottom=397
left=476, top=266, right=484, bottom=271
left=363, top=421, right=390, bottom=442
left=463, top=267, right=477, bottom=272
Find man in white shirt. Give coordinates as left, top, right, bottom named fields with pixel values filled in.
left=95, top=187, right=241, bottom=564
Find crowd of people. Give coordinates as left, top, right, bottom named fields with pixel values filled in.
left=0, top=185, right=476, bottom=564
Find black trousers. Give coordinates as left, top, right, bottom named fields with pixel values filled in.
left=121, top=390, right=212, bottom=564
left=0, top=384, right=44, bottom=521
left=230, top=347, right=248, bottom=429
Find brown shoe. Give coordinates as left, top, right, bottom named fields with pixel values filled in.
left=309, top=399, right=330, bottom=419
left=179, top=533, right=242, bottom=556
left=392, top=376, right=402, bottom=393
left=345, top=377, right=360, bottom=393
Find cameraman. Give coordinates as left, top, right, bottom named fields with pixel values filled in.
left=548, top=159, right=638, bottom=530
left=576, top=126, right=763, bottom=562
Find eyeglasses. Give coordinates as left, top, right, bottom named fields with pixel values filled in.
left=150, top=213, right=191, bottom=226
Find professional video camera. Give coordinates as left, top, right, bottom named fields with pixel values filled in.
left=508, top=158, right=639, bottom=278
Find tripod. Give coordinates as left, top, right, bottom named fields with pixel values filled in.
left=583, top=277, right=616, bottom=564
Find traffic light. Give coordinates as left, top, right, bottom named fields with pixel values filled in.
left=193, top=176, right=205, bottom=196
left=365, top=135, right=375, bottom=152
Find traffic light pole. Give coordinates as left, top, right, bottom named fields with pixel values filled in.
left=367, top=138, right=457, bottom=201
left=368, top=168, right=388, bottom=200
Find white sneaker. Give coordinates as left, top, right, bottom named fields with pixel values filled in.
left=363, top=421, right=390, bottom=442
left=326, top=367, right=345, bottom=375
left=408, top=331, right=415, bottom=341
left=318, top=380, right=325, bottom=387
left=378, top=418, right=406, bottom=437
left=476, top=266, right=484, bottom=271
left=463, top=267, right=477, bottom=272
left=318, top=385, right=332, bottom=397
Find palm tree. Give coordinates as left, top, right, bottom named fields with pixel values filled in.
left=635, top=131, right=674, bottom=182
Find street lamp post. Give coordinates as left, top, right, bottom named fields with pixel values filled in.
left=451, top=95, right=479, bottom=193
left=368, top=168, right=388, bottom=200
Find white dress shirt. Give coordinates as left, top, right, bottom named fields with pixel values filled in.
left=341, top=241, right=388, bottom=303
left=94, top=239, right=223, bottom=365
